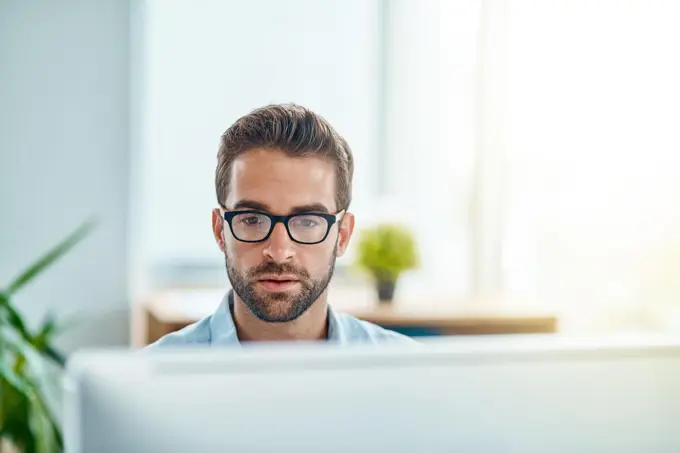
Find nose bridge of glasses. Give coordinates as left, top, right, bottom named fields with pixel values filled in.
left=263, top=219, right=297, bottom=261
left=268, top=215, right=293, bottom=241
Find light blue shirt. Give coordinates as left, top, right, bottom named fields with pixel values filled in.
left=148, top=290, right=413, bottom=347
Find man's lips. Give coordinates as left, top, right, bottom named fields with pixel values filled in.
left=256, top=275, right=299, bottom=282
left=256, top=275, right=300, bottom=291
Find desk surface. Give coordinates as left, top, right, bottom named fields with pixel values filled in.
left=142, top=285, right=558, bottom=333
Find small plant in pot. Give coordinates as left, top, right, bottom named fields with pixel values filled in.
left=355, top=224, right=418, bottom=303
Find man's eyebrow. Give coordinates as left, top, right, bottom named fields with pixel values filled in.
left=289, top=203, right=331, bottom=214
left=230, top=200, right=331, bottom=215
left=231, top=199, right=271, bottom=211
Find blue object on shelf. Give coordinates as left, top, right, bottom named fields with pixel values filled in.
left=383, top=326, right=442, bottom=337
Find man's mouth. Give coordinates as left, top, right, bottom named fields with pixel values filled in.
left=256, top=276, right=300, bottom=292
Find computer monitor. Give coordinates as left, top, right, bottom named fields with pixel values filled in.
left=63, top=334, right=680, bottom=453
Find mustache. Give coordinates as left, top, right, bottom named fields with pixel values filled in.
left=246, top=261, right=310, bottom=280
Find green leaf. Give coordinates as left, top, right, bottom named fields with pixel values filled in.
left=32, top=386, right=63, bottom=452
left=32, top=313, right=57, bottom=350
left=1, top=304, right=67, bottom=368
left=1, top=357, right=63, bottom=453
left=42, top=346, right=66, bottom=368
left=5, top=218, right=97, bottom=296
left=33, top=313, right=67, bottom=366
left=1, top=360, right=33, bottom=402
left=5, top=303, right=33, bottom=345
left=0, top=370, right=35, bottom=452
left=1, top=379, right=31, bottom=421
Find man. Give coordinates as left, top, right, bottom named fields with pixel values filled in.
left=150, top=104, right=411, bottom=346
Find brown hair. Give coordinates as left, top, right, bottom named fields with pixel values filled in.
left=216, top=103, right=354, bottom=211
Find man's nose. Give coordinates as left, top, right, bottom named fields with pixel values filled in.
left=262, top=222, right=295, bottom=262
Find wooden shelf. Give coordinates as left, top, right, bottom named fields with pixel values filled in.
left=137, top=286, right=558, bottom=345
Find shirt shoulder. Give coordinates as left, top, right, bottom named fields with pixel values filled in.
left=333, top=312, right=416, bottom=344
left=146, top=316, right=213, bottom=348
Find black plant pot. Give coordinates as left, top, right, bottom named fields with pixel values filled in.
left=377, top=280, right=397, bottom=303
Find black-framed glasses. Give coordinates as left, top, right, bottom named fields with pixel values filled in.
left=222, top=209, right=345, bottom=244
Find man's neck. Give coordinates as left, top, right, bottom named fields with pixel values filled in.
left=231, top=292, right=329, bottom=342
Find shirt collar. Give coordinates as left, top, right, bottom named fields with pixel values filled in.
left=208, top=291, right=238, bottom=346
left=209, top=290, right=345, bottom=346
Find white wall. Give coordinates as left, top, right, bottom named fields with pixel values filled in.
left=380, top=0, right=479, bottom=298
left=0, top=0, right=131, bottom=351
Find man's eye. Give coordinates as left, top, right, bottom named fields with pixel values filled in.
left=300, top=219, right=318, bottom=227
left=292, top=216, right=323, bottom=229
left=241, top=216, right=263, bottom=225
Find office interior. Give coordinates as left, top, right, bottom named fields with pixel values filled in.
left=2, top=0, right=680, bottom=451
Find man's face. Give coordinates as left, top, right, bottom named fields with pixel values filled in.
left=212, top=149, right=354, bottom=323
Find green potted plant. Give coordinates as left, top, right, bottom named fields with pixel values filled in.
left=354, top=223, right=418, bottom=303
left=1, top=219, right=95, bottom=453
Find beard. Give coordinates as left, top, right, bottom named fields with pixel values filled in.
left=225, top=243, right=337, bottom=323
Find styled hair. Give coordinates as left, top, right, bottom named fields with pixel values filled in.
left=216, top=103, right=354, bottom=211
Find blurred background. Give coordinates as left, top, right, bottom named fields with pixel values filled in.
left=2, top=0, right=680, bottom=354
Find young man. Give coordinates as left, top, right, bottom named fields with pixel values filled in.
left=150, top=104, right=411, bottom=346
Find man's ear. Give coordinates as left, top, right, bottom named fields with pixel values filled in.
left=212, top=208, right=226, bottom=252
left=335, top=212, right=355, bottom=257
